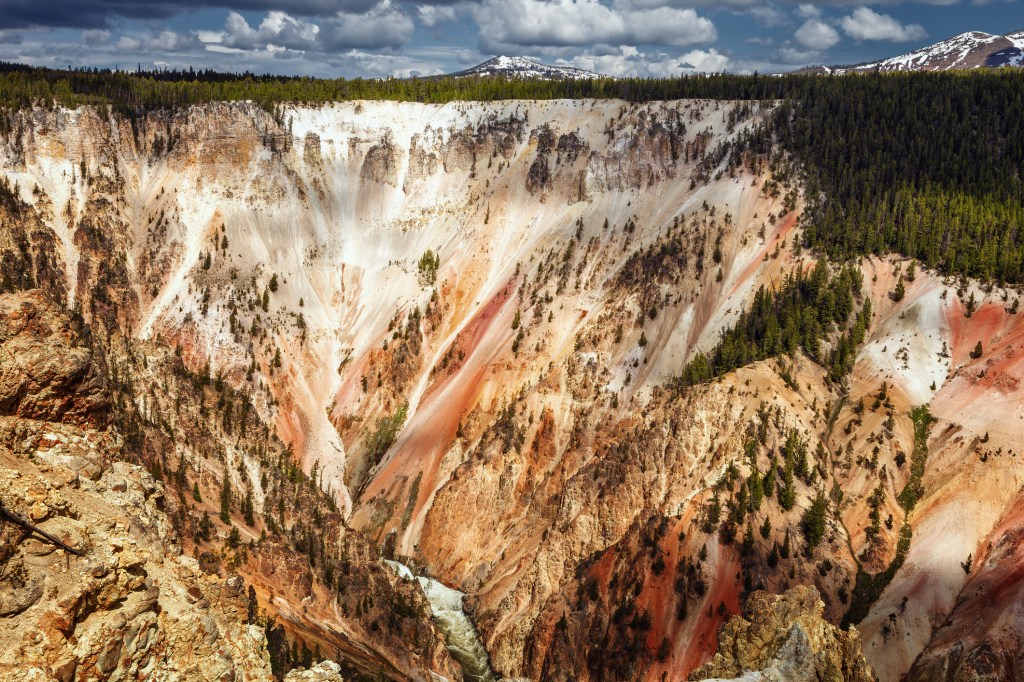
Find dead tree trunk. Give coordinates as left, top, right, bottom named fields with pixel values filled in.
left=0, top=500, right=84, bottom=556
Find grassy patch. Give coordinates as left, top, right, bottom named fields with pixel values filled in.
left=365, top=401, right=409, bottom=466
left=897, top=405, right=934, bottom=512
left=400, top=472, right=422, bottom=530
left=843, top=523, right=913, bottom=628
left=843, top=406, right=933, bottom=627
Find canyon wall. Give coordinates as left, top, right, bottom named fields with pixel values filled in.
left=1, top=99, right=1023, bottom=680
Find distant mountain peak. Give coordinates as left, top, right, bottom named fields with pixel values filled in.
left=450, top=56, right=604, bottom=80
left=838, top=28, right=1024, bottom=73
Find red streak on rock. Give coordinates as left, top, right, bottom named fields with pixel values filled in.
left=675, top=540, right=741, bottom=675
left=935, top=300, right=1024, bottom=440
left=360, top=279, right=517, bottom=543
left=727, top=210, right=799, bottom=303
left=946, top=300, right=1010, bottom=366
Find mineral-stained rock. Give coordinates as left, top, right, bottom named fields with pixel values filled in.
left=0, top=577, right=43, bottom=617
left=690, top=586, right=876, bottom=682
left=0, top=291, right=108, bottom=428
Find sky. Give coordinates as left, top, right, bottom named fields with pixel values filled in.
left=0, top=0, right=1019, bottom=78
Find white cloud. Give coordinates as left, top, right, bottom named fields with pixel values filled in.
left=218, top=3, right=413, bottom=53
left=560, top=45, right=729, bottom=77
left=778, top=45, right=822, bottom=64
left=678, top=48, right=731, bottom=72
left=417, top=5, right=459, bottom=27
left=116, top=30, right=198, bottom=53
left=796, top=4, right=821, bottom=19
left=222, top=11, right=320, bottom=51
left=82, top=29, right=111, bottom=46
left=747, top=6, right=787, bottom=28
left=794, top=18, right=839, bottom=50
left=473, top=0, right=716, bottom=51
left=320, top=3, right=413, bottom=49
left=840, top=7, right=927, bottom=42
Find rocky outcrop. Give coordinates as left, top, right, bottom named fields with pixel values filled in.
left=285, top=660, right=345, bottom=682
left=0, top=291, right=275, bottom=681
left=690, top=586, right=876, bottom=682
left=0, top=452, right=275, bottom=681
left=0, top=291, right=107, bottom=428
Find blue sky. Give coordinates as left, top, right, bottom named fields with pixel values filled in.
left=0, top=0, right=1019, bottom=78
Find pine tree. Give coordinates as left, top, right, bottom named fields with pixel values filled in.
left=778, top=463, right=796, bottom=511
left=197, top=510, right=212, bottom=542
left=893, top=275, right=906, bottom=302
left=742, top=523, right=755, bottom=556
left=243, top=489, right=255, bottom=526
left=763, top=458, right=776, bottom=498
left=220, top=476, right=232, bottom=524
left=748, top=468, right=764, bottom=511
left=801, top=488, right=829, bottom=548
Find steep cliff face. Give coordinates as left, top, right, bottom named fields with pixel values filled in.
left=2, top=98, right=1024, bottom=681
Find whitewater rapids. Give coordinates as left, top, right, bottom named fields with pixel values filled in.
left=386, top=561, right=499, bottom=682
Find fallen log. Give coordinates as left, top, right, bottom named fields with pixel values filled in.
left=0, top=500, right=84, bottom=557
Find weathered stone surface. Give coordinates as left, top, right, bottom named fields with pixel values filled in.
left=284, top=660, right=345, bottom=682
left=690, top=586, right=876, bottom=682
left=0, top=291, right=108, bottom=428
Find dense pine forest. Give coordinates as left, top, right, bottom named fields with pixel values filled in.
left=774, top=75, right=1024, bottom=283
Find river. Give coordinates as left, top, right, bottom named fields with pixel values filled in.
left=385, top=560, right=500, bottom=682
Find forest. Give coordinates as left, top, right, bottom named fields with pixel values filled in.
left=677, top=260, right=873, bottom=387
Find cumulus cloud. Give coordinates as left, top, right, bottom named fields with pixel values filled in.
left=82, top=28, right=111, bottom=46
left=794, top=18, right=839, bottom=50
left=116, top=30, right=200, bottom=53
left=840, top=7, right=926, bottom=42
left=320, top=3, right=414, bottom=49
left=217, top=3, right=413, bottom=52
left=473, top=0, right=716, bottom=52
left=417, top=4, right=460, bottom=27
left=222, top=11, right=320, bottom=50
left=746, top=6, right=787, bottom=28
left=678, top=48, right=731, bottom=72
left=560, top=45, right=729, bottom=77
left=796, top=4, right=821, bottom=19
left=778, top=44, right=823, bottom=64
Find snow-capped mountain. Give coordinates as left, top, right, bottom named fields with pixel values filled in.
left=847, top=30, right=1024, bottom=72
left=449, top=55, right=604, bottom=80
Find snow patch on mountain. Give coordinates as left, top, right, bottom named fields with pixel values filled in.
left=450, top=56, right=604, bottom=80
left=843, top=29, right=1024, bottom=72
